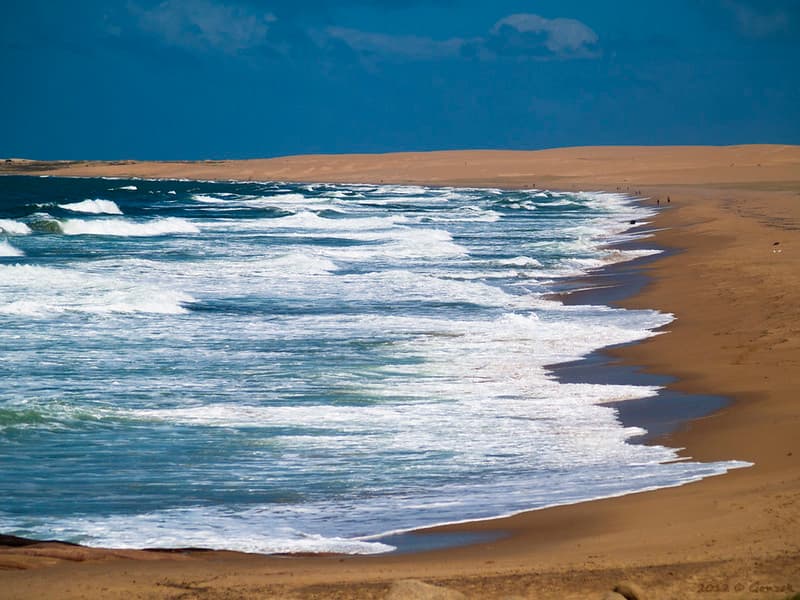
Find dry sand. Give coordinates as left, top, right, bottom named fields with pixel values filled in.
left=1, top=145, right=799, bottom=599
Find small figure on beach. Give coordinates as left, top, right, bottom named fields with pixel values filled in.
left=667, top=196, right=671, bottom=203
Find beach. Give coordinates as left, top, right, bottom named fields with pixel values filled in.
left=1, top=145, right=799, bottom=599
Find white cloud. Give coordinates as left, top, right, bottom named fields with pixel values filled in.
left=491, top=13, right=598, bottom=56
left=325, top=26, right=466, bottom=60
left=323, top=12, right=599, bottom=63
left=724, top=1, right=790, bottom=37
left=132, top=0, right=277, bottom=53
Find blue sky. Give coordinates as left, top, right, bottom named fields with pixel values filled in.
left=2, top=0, right=799, bottom=159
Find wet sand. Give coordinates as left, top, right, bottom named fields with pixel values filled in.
left=1, top=145, right=799, bottom=599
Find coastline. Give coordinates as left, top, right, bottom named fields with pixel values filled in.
left=553, top=218, right=729, bottom=447
left=1, top=146, right=799, bottom=599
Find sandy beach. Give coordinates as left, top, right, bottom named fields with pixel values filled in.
left=1, top=145, right=799, bottom=599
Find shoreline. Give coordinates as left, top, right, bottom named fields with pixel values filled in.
left=0, top=184, right=693, bottom=556
left=1, top=146, right=799, bottom=599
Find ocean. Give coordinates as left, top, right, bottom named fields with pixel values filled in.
left=0, top=176, right=746, bottom=554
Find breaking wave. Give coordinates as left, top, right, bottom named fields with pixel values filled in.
left=59, top=199, right=123, bottom=215
left=60, top=217, right=200, bottom=237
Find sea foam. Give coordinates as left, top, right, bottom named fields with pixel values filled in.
left=0, top=219, right=32, bottom=235
left=0, top=178, right=748, bottom=556
left=0, top=240, right=23, bottom=257
left=60, top=217, right=199, bottom=237
left=59, top=199, right=123, bottom=215
left=0, top=264, right=194, bottom=316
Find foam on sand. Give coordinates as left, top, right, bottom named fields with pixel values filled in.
left=3, top=507, right=395, bottom=555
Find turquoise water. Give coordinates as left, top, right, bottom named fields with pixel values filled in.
left=0, top=176, right=745, bottom=553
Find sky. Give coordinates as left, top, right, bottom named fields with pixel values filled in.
left=2, top=0, right=799, bottom=159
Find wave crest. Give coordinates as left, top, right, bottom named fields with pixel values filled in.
left=60, top=217, right=200, bottom=237
left=59, top=199, right=123, bottom=215
left=0, top=240, right=24, bottom=257
left=0, top=219, right=32, bottom=235
left=0, top=264, right=195, bottom=316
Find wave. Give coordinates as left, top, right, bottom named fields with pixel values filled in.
left=308, top=228, right=468, bottom=260
left=539, top=198, right=579, bottom=207
left=60, top=217, right=200, bottom=237
left=265, top=253, right=338, bottom=274
left=0, top=291, right=195, bottom=317
left=1, top=508, right=394, bottom=555
left=191, top=194, right=228, bottom=204
left=192, top=193, right=309, bottom=206
left=255, top=193, right=307, bottom=203
left=206, top=211, right=407, bottom=233
left=59, top=199, right=123, bottom=215
left=0, top=400, right=117, bottom=433
left=116, top=185, right=138, bottom=191
left=278, top=211, right=406, bottom=230
left=320, top=270, right=538, bottom=307
left=498, top=256, right=543, bottom=267
left=412, top=206, right=502, bottom=224
left=0, top=264, right=195, bottom=316
left=0, top=219, right=32, bottom=235
left=556, top=249, right=662, bottom=275
left=374, top=185, right=429, bottom=196
left=0, top=240, right=24, bottom=257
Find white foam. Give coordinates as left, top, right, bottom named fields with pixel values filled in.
left=1, top=182, right=745, bottom=554
left=328, top=270, right=533, bottom=306
left=59, top=199, right=124, bottom=215
left=191, top=193, right=344, bottom=213
left=192, top=194, right=227, bottom=204
left=257, top=192, right=308, bottom=203
left=116, top=185, right=138, bottom=191
left=268, top=211, right=406, bottom=231
left=603, top=248, right=662, bottom=264
left=60, top=217, right=199, bottom=237
left=308, top=228, right=468, bottom=260
left=540, top=198, right=578, bottom=207
left=411, top=205, right=502, bottom=223
left=0, top=264, right=194, bottom=316
left=265, top=253, right=338, bottom=275
left=555, top=248, right=662, bottom=276
left=0, top=219, right=32, bottom=235
left=374, top=185, right=429, bottom=196
left=498, top=256, right=543, bottom=267
left=9, top=509, right=394, bottom=555
left=0, top=240, right=23, bottom=257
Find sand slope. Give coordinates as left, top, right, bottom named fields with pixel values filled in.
left=4, top=144, right=800, bottom=189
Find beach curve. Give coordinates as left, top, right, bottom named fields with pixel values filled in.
left=1, top=145, right=799, bottom=599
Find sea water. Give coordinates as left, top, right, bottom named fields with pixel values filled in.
left=0, top=176, right=746, bottom=554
